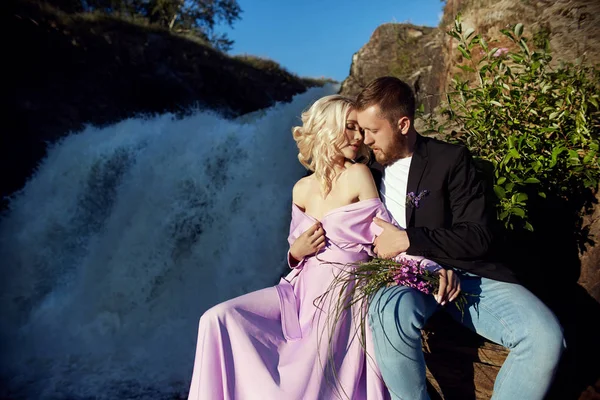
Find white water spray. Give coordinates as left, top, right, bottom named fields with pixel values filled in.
left=0, top=85, right=337, bottom=399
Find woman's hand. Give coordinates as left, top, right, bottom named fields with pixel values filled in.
left=290, top=222, right=326, bottom=262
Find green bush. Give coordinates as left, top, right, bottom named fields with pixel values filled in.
left=425, top=16, right=600, bottom=231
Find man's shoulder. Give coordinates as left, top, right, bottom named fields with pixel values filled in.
left=421, top=134, right=469, bottom=157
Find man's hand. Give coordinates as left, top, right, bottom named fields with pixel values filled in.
left=372, top=217, right=410, bottom=259
left=290, top=222, right=326, bottom=261
left=435, top=268, right=461, bottom=306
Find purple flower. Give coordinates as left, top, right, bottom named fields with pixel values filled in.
left=493, top=47, right=509, bottom=57
left=406, top=189, right=430, bottom=208
left=390, top=258, right=435, bottom=295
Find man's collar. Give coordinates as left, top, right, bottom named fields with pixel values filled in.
left=412, top=132, right=428, bottom=160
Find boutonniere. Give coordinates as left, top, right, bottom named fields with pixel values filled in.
left=406, top=190, right=430, bottom=208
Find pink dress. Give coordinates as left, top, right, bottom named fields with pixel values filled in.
left=187, top=198, right=393, bottom=400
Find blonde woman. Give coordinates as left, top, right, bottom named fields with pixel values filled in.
left=187, top=95, right=394, bottom=399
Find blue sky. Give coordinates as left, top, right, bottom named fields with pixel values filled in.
left=222, top=0, right=445, bottom=82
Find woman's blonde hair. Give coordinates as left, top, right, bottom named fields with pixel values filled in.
left=292, top=94, right=370, bottom=196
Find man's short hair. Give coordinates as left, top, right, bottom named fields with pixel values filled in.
left=356, top=76, right=416, bottom=124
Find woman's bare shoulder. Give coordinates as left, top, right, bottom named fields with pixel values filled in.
left=345, top=163, right=375, bottom=181
left=344, top=163, right=378, bottom=199
left=292, top=175, right=315, bottom=208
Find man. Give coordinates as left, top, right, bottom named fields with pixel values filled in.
left=355, top=76, right=564, bottom=400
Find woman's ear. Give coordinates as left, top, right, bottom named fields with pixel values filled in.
left=397, top=116, right=411, bottom=135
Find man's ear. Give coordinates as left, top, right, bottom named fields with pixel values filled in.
left=397, top=116, right=411, bottom=135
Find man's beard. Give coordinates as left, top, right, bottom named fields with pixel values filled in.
left=373, top=128, right=408, bottom=166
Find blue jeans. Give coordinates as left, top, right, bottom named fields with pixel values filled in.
left=368, top=273, right=565, bottom=400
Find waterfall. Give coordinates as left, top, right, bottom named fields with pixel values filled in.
left=0, top=84, right=337, bottom=399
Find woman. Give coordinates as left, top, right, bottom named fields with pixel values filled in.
left=188, top=95, right=402, bottom=399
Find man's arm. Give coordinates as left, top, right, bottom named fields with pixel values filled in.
left=406, top=147, right=493, bottom=260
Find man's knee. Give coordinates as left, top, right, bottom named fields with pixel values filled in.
left=514, top=308, right=565, bottom=365
left=534, top=316, right=565, bottom=362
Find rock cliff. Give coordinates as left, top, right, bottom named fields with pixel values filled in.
left=340, top=24, right=444, bottom=114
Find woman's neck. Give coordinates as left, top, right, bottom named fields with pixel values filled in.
left=332, top=160, right=354, bottom=176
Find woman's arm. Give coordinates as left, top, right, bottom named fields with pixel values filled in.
left=287, top=178, right=325, bottom=268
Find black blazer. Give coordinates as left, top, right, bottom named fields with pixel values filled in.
left=371, top=134, right=517, bottom=283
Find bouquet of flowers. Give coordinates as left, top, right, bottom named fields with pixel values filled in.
left=336, top=255, right=472, bottom=315
left=321, top=255, right=476, bottom=349
left=316, top=255, right=477, bottom=395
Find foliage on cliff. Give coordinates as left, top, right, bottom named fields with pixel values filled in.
left=440, top=0, right=600, bottom=89
left=424, top=17, right=599, bottom=232
left=421, top=17, right=600, bottom=399
left=39, top=0, right=242, bottom=51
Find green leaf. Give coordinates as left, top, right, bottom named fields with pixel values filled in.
left=457, top=65, right=476, bottom=73
left=447, top=30, right=461, bottom=40
left=455, top=18, right=462, bottom=34
left=480, top=37, right=488, bottom=51
left=540, top=127, right=557, bottom=132
left=501, top=29, right=515, bottom=41
left=524, top=177, right=540, bottom=184
left=514, top=23, right=524, bottom=37
left=583, top=151, right=596, bottom=164
left=510, top=207, right=526, bottom=218
left=494, top=185, right=506, bottom=199
left=469, top=36, right=481, bottom=49
left=568, top=149, right=579, bottom=160
left=524, top=222, right=534, bottom=232
left=519, top=38, right=530, bottom=55
left=497, top=177, right=507, bottom=185
left=464, top=27, right=475, bottom=39
left=538, top=192, right=546, bottom=199
left=550, top=146, right=566, bottom=168
left=516, top=192, right=529, bottom=202
left=458, top=45, right=471, bottom=60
